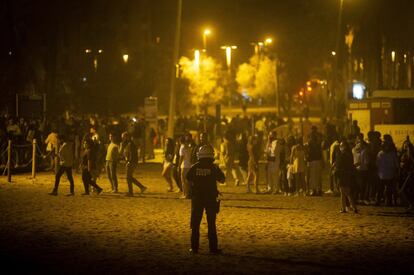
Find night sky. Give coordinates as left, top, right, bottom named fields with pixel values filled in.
left=1, top=0, right=413, bottom=113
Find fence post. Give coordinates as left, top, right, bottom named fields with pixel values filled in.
left=7, top=140, right=11, bottom=182
left=32, top=139, right=36, bottom=179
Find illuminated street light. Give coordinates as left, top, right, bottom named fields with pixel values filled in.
left=331, top=51, right=336, bottom=56
left=203, top=28, right=211, bottom=52
left=220, top=45, right=237, bottom=70
left=84, top=49, right=103, bottom=71
left=123, top=54, right=129, bottom=64
left=194, top=49, right=201, bottom=72
left=265, top=38, right=273, bottom=45
left=391, top=51, right=396, bottom=62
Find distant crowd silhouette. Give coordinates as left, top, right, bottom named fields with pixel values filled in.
left=1, top=112, right=413, bottom=212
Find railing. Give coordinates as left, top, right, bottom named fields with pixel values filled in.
left=1, top=139, right=45, bottom=182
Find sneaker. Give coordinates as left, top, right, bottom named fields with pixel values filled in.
left=235, top=180, right=240, bottom=187
left=339, top=209, right=347, bottom=213
left=219, top=182, right=227, bottom=186
left=96, top=188, right=103, bottom=195
left=140, top=186, right=147, bottom=193
left=325, top=189, right=334, bottom=194
left=167, top=188, right=174, bottom=192
left=179, top=195, right=189, bottom=199
left=48, top=191, right=57, bottom=196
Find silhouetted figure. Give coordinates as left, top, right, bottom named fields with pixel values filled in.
left=187, top=145, right=225, bottom=254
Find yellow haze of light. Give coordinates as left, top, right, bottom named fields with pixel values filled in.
left=236, top=55, right=276, bottom=98
left=179, top=55, right=224, bottom=107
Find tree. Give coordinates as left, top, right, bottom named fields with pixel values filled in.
left=179, top=55, right=224, bottom=113
left=236, top=55, right=276, bottom=99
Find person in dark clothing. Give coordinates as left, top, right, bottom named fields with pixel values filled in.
left=186, top=145, right=225, bottom=254
left=121, top=131, right=147, bottom=196
left=399, top=138, right=414, bottom=211
left=49, top=134, right=75, bottom=196
left=335, top=141, right=358, bottom=213
left=81, top=137, right=103, bottom=195
left=367, top=131, right=382, bottom=204
left=172, top=138, right=183, bottom=192
left=190, top=132, right=209, bottom=165
left=237, top=132, right=249, bottom=185
left=306, top=126, right=324, bottom=196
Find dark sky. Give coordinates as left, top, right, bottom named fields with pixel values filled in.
left=151, top=0, right=414, bottom=88
left=1, top=0, right=413, bottom=113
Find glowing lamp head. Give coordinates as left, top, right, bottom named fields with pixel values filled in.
left=123, top=54, right=129, bottom=63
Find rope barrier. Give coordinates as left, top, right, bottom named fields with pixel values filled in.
left=35, top=143, right=45, bottom=157
left=0, top=147, right=8, bottom=158
left=13, top=144, right=32, bottom=148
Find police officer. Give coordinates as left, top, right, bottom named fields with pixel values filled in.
left=186, top=145, right=225, bottom=254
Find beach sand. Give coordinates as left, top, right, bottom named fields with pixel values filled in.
left=1, top=164, right=413, bottom=274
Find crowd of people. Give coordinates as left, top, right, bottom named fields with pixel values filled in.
left=1, top=112, right=413, bottom=212
left=165, top=116, right=414, bottom=213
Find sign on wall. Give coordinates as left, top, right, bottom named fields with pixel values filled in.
left=374, top=124, right=414, bottom=148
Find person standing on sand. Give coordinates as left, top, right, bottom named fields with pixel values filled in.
left=162, top=137, right=176, bottom=192
left=120, top=131, right=147, bottom=196
left=49, top=134, right=75, bottom=196
left=335, top=141, right=358, bottom=213
left=290, top=137, right=306, bottom=196
left=265, top=131, right=281, bottom=194
left=187, top=145, right=225, bottom=254
left=81, top=137, right=103, bottom=195
left=246, top=135, right=261, bottom=194
left=106, top=133, right=119, bottom=193
left=179, top=134, right=192, bottom=199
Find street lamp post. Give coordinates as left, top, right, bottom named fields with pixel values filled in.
left=221, top=45, right=237, bottom=107
left=167, top=0, right=182, bottom=139
left=263, top=37, right=280, bottom=117
left=85, top=48, right=103, bottom=112
left=332, top=0, right=344, bottom=118
left=203, top=29, right=211, bottom=52
left=252, top=38, right=280, bottom=116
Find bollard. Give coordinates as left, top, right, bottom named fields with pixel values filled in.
left=32, top=139, right=36, bottom=179
left=7, top=140, right=11, bottom=182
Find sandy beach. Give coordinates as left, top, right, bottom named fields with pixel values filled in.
left=1, top=164, right=413, bottom=274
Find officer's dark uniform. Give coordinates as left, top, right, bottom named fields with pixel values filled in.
left=186, top=157, right=225, bottom=253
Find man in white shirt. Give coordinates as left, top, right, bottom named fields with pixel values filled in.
left=106, top=133, right=119, bottom=193
left=180, top=134, right=193, bottom=199
left=265, top=131, right=282, bottom=194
